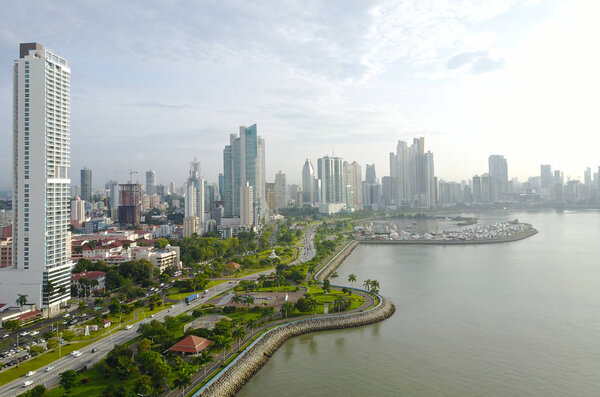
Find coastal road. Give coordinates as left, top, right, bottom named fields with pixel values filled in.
left=1, top=268, right=277, bottom=396
left=289, top=224, right=317, bottom=265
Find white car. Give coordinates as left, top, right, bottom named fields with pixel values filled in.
left=30, top=331, right=39, bottom=336
left=150, top=314, right=155, bottom=318
left=23, top=381, right=33, bottom=387
left=19, top=331, right=29, bottom=337
left=71, top=350, right=82, bottom=357
left=125, top=325, right=133, bottom=330
left=46, top=366, right=54, bottom=372
left=25, top=371, right=36, bottom=377
left=1, top=334, right=8, bottom=339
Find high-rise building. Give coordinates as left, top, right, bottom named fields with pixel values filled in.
left=2, top=43, right=72, bottom=315
left=80, top=167, right=92, bottom=201
left=343, top=161, right=363, bottom=210
left=274, top=171, right=287, bottom=211
left=223, top=125, right=266, bottom=221
left=265, top=182, right=276, bottom=212
left=302, top=159, right=316, bottom=205
left=240, top=182, right=254, bottom=227
left=184, top=159, right=205, bottom=230
left=183, top=216, right=200, bottom=237
left=71, top=197, right=85, bottom=222
left=146, top=170, right=156, bottom=195
left=488, top=155, right=508, bottom=202
left=317, top=156, right=344, bottom=204
left=118, top=184, right=141, bottom=227
left=365, top=164, right=377, bottom=184
left=472, top=175, right=482, bottom=202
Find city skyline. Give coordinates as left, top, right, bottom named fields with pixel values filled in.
left=1, top=1, right=600, bottom=189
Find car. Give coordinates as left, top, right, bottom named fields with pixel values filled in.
left=30, top=331, right=39, bottom=336
left=71, top=350, right=82, bottom=357
left=2, top=334, right=9, bottom=339
left=125, top=325, right=133, bottom=330
left=69, top=320, right=78, bottom=325
left=23, top=381, right=33, bottom=387
left=46, top=366, right=54, bottom=372
left=171, top=304, right=176, bottom=308
left=150, top=314, right=155, bottom=318
left=19, top=331, right=29, bottom=337
left=63, top=313, right=70, bottom=318
left=25, top=371, right=36, bottom=377
left=91, top=348, right=98, bottom=353
left=62, top=320, right=68, bottom=325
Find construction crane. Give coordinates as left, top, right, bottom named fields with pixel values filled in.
left=128, top=169, right=138, bottom=184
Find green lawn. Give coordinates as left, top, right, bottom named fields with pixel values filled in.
left=44, top=366, right=129, bottom=397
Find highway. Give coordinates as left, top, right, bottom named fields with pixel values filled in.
left=289, top=224, right=317, bottom=265
left=1, top=268, right=276, bottom=396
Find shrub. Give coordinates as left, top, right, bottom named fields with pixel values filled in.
left=81, top=377, right=89, bottom=384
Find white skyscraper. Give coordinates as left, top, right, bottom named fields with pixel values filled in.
left=240, top=182, right=254, bottom=227
left=1, top=43, right=72, bottom=315
left=71, top=197, right=85, bottom=222
left=274, top=171, right=287, bottom=211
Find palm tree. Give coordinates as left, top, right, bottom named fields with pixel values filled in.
left=173, top=368, right=192, bottom=397
left=330, top=271, right=339, bottom=284
left=44, top=280, right=54, bottom=296
left=219, top=336, right=232, bottom=362
left=243, top=295, right=254, bottom=307
left=231, top=294, right=243, bottom=305
left=369, top=279, right=380, bottom=294
left=16, top=294, right=28, bottom=312
left=192, top=350, right=213, bottom=378
left=246, top=318, right=258, bottom=336
left=348, top=274, right=357, bottom=285
left=363, top=279, right=372, bottom=291
left=258, top=274, right=267, bottom=285
left=232, top=326, right=246, bottom=350
left=280, top=301, right=294, bottom=319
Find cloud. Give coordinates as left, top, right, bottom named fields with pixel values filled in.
left=124, top=100, right=190, bottom=110
left=446, top=50, right=505, bottom=74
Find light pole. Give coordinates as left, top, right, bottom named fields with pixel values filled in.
left=58, top=333, right=63, bottom=358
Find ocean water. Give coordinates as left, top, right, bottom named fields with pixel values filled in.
left=238, top=211, right=600, bottom=397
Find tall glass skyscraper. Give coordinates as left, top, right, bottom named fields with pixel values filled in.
left=1, top=43, right=72, bottom=315
left=80, top=167, right=92, bottom=201
left=223, top=124, right=265, bottom=220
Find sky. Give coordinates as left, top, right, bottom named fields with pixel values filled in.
left=1, top=0, right=599, bottom=191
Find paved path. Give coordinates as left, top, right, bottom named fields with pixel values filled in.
left=0, top=268, right=277, bottom=396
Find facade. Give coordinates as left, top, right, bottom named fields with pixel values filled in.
left=184, top=159, right=205, bottom=233
left=71, top=197, right=85, bottom=222
left=1, top=43, right=72, bottom=315
left=183, top=216, right=200, bottom=237
left=80, top=167, right=92, bottom=201
left=0, top=238, right=12, bottom=268
left=146, top=170, right=156, bottom=195
left=240, top=182, right=254, bottom=227
left=488, top=155, right=508, bottom=202
left=223, top=125, right=266, bottom=220
left=132, top=245, right=181, bottom=272
left=118, top=183, right=141, bottom=227
left=317, top=155, right=344, bottom=205
left=71, top=271, right=106, bottom=293
left=302, top=159, right=316, bottom=205
left=274, top=171, right=287, bottom=211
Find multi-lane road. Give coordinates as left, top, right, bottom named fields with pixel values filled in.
left=2, top=268, right=277, bottom=396
left=290, top=224, right=317, bottom=265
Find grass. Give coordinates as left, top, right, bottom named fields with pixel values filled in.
left=43, top=366, right=127, bottom=397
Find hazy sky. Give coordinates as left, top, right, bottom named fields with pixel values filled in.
left=1, top=0, right=599, bottom=190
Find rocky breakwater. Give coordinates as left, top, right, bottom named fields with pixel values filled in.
left=316, top=240, right=359, bottom=281
left=197, top=297, right=395, bottom=397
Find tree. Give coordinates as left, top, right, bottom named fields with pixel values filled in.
left=322, top=279, right=331, bottom=294
left=232, top=326, right=246, bottom=350
left=60, top=370, right=78, bottom=393
left=280, top=301, right=295, bottom=319
left=44, top=280, right=55, bottom=296
left=28, top=385, right=47, bottom=397
left=16, top=294, right=28, bottom=312
left=3, top=319, right=19, bottom=331
left=29, top=345, right=45, bottom=356
left=135, top=374, right=154, bottom=397
left=231, top=294, right=243, bottom=305
left=348, top=273, right=357, bottom=285
left=101, top=384, right=128, bottom=397
left=246, top=318, right=258, bottom=336
left=330, top=271, right=339, bottom=283
left=154, top=237, right=169, bottom=250
left=193, top=350, right=213, bottom=378
left=89, top=240, right=97, bottom=250
left=369, top=279, right=380, bottom=294
left=138, top=338, right=152, bottom=353
left=47, top=338, right=59, bottom=350
left=243, top=295, right=255, bottom=307
left=173, top=368, right=192, bottom=397
left=363, top=279, right=372, bottom=291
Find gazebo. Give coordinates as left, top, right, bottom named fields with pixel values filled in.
left=168, top=335, right=212, bottom=355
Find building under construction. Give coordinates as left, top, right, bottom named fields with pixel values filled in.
left=118, top=184, right=141, bottom=228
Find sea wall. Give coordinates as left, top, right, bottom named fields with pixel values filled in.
left=358, top=228, right=538, bottom=245
left=197, top=296, right=395, bottom=397
left=315, top=240, right=358, bottom=281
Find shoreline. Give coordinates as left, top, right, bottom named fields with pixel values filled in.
left=195, top=241, right=394, bottom=397
left=357, top=227, right=538, bottom=245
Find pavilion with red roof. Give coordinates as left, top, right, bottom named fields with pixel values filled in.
left=168, top=335, right=212, bottom=355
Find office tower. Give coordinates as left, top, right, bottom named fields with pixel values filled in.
left=275, top=171, right=287, bottom=211
left=240, top=182, right=254, bottom=227
left=218, top=173, right=224, bottom=201
left=553, top=170, right=564, bottom=201
left=472, top=175, right=482, bottom=202
left=265, top=182, right=276, bottom=212
left=302, top=159, right=316, bottom=205
left=481, top=173, right=491, bottom=202
left=205, top=183, right=215, bottom=213
left=71, top=197, right=85, bottom=221
left=395, top=140, right=410, bottom=205
left=423, top=152, right=436, bottom=208
left=540, top=164, right=553, bottom=199
left=146, top=170, right=156, bottom=195
left=184, top=159, right=205, bottom=230
left=317, top=155, right=344, bottom=204
left=81, top=167, right=92, bottom=201
left=584, top=167, right=592, bottom=186
left=389, top=138, right=435, bottom=208
left=223, top=125, right=266, bottom=220
left=488, top=155, right=508, bottom=202
left=2, top=43, right=72, bottom=315
left=118, top=184, right=141, bottom=227
left=344, top=161, right=363, bottom=210
left=382, top=176, right=396, bottom=208
left=365, top=164, right=377, bottom=184
left=183, top=216, right=200, bottom=237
